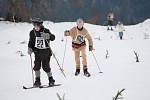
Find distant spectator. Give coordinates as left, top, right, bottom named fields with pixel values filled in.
left=107, top=12, right=114, bottom=31
left=116, top=21, right=125, bottom=40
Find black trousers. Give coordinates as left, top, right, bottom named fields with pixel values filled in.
left=33, top=49, right=52, bottom=73
left=108, top=20, right=113, bottom=26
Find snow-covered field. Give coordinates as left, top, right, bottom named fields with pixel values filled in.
left=0, top=19, right=150, bottom=100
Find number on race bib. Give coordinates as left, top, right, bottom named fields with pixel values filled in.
left=37, top=40, right=44, bottom=48
left=35, top=37, right=46, bottom=49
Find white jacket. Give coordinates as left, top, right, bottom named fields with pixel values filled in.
left=116, top=24, right=125, bottom=32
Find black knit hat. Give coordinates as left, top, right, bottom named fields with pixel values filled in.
left=31, top=18, right=43, bottom=26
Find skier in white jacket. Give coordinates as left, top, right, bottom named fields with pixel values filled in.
left=116, top=21, right=125, bottom=40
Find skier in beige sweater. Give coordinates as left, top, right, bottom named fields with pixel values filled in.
left=64, top=18, right=93, bottom=77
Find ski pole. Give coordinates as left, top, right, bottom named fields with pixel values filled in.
left=29, top=54, right=35, bottom=86
left=46, top=40, right=66, bottom=78
left=91, top=51, right=103, bottom=73
left=61, top=38, right=67, bottom=70
left=51, top=50, right=66, bottom=78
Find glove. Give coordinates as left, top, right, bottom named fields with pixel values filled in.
left=50, top=34, right=55, bottom=41
left=41, top=33, right=50, bottom=40
left=65, top=30, right=69, bottom=33
left=64, top=30, right=70, bottom=36
left=89, top=45, right=93, bottom=51
left=28, top=48, right=33, bottom=55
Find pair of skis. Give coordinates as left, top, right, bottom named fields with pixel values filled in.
left=23, top=84, right=61, bottom=90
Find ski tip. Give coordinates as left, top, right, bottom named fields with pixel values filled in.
left=23, top=86, right=27, bottom=89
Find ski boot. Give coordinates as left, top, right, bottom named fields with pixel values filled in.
left=34, top=77, right=41, bottom=87
left=111, top=27, right=113, bottom=31
left=83, top=68, right=91, bottom=77
left=49, top=76, right=55, bottom=86
left=75, top=69, right=80, bottom=76
left=107, top=27, right=110, bottom=30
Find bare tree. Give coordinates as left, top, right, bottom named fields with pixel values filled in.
left=134, top=51, right=139, bottom=62
left=144, top=32, right=149, bottom=39
left=56, top=93, right=65, bottom=100
left=105, top=50, right=109, bottom=59
left=94, top=36, right=101, bottom=40
left=113, top=88, right=125, bottom=100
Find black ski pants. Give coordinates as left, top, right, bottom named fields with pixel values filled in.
left=33, top=49, right=52, bottom=73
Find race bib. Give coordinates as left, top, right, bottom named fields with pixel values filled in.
left=74, top=34, right=85, bottom=44
left=35, top=37, right=46, bottom=49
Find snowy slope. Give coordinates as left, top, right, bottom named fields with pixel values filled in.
left=0, top=19, right=150, bottom=100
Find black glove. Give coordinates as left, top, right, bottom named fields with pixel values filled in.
left=28, top=47, right=33, bottom=55
left=50, top=34, right=55, bottom=41
left=89, top=45, right=93, bottom=51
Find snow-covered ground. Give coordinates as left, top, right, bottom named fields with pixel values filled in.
left=0, top=19, right=150, bottom=100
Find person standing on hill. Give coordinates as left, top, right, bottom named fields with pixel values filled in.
left=116, top=21, right=125, bottom=40
left=64, top=18, right=94, bottom=77
left=28, top=18, right=56, bottom=87
left=107, top=12, right=115, bottom=31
